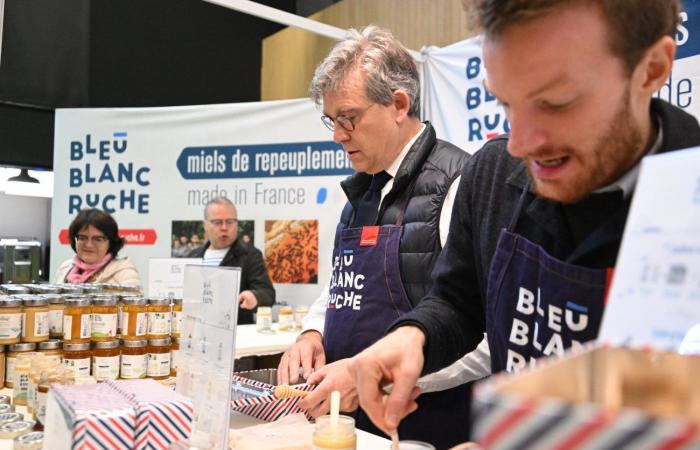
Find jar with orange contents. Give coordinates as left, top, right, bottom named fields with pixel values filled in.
left=120, top=339, right=148, bottom=379
left=120, top=297, right=148, bottom=340
left=21, top=297, right=49, bottom=343
left=0, top=297, right=23, bottom=345
left=146, top=298, right=171, bottom=339
left=147, top=337, right=171, bottom=380
left=63, top=298, right=91, bottom=343
left=90, top=297, right=118, bottom=341
left=92, top=340, right=120, bottom=381
left=171, top=298, right=182, bottom=338
left=62, top=342, right=91, bottom=379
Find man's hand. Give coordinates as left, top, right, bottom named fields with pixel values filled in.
left=277, top=330, right=325, bottom=385
left=238, top=290, right=258, bottom=310
left=300, top=359, right=357, bottom=417
left=351, top=326, right=425, bottom=435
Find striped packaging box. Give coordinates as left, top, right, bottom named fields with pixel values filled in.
left=231, top=370, right=315, bottom=422
left=472, top=346, right=700, bottom=449
left=106, top=379, right=193, bottom=450
left=45, top=383, right=136, bottom=450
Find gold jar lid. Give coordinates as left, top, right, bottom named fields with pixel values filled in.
left=147, top=297, right=170, bottom=306
left=148, top=337, right=172, bottom=347
left=64, top=342, right=91, bottom=352
left=65, top=298, right=92, bottom=308
left=122, top=297, right=148, bottom=306
left=94, top=340, right=120, bottom=350
left=38, top=339, right=63, bottom=350
left=8, top=343, right=36, bottom=352
left=22, top=296, right=48, bottom=307
left=92, top=297, right=118, bottom=306
left=122, top=339, right=148, bottom=348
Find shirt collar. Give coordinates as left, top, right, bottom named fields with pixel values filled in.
left=385, top=123, right=426, bottom=178
left=595, top=115, right=663, bottom=198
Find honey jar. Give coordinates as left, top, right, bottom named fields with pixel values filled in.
left=90, top=297, right=118, bottom=341
left=63, top=342, right=92, bottom=379
left=46, top=295, right=66, bottom=339
left=278, top=306, right=295, bottom=332
left=256, top=306, right=273, bottom=334
left=63, top=298, right=91, bottom=343
left=0, top=298, right=23, bottom=345
left=120, top=339, right=148, bottom=379
left=92, top=340, right=120, bottom=381
left=171, top=298, right=182, bottom=338
left=5, top=343, right=36, bottom=389
left=147, top=298, right=171, bottom=339
left=147, top=337, right=171, bottom=380
left=120, top=297, right=148, bottom=340
left=21, top=297, right=50, bottom=343
left=37, top=340, right=63, bottom=365
left=170, top=337, right=179, bottom=377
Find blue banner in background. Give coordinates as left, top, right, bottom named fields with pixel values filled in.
left=678, top=0, right=700, bottom=59
left=176, top=141, right=353, bottom=179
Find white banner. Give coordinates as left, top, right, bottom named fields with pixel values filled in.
left=51, top=99, right=351, bottom=306
left=422, top=1, right=700, bottom=152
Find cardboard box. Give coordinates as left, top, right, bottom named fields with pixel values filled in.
left=472, top=346, right=700, bottom=449
left=231, top=369, right=314, bottom=422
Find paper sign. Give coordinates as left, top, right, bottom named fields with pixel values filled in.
left=176, top=265, right=240, bottom=450
left=148, top=258, right=202, bottom=297
left=600, top=147, right=700, bottom=351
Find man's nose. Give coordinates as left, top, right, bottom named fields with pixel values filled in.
left=506, top=110, right=548, bottom=159
left=333, top=125, right=351, bottom=144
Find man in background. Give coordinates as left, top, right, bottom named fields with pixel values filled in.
left=189, top=196, right=275, bottom=324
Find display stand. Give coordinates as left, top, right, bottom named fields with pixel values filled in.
left=176, top=265, right=240, bottom=450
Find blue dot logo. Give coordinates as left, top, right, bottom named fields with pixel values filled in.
left=316, top=188, right=328, bottom=204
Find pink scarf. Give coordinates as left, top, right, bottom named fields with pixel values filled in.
left=66, top=253, right=113, bottom=284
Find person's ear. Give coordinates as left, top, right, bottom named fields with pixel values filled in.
left=393, top=90, right=411, bottom=123
left=633, top=35, right=675, bottom=95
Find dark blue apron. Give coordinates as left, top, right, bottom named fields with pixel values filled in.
left=323, top=193, right=472, bottom=448
left=486, top=185, right=613, bottom=374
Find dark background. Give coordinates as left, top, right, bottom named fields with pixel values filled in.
left=0, top=0, right=338, bottom=170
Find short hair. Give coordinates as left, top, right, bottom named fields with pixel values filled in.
left=310, top=25, right=421, bottom=117
left=204, top=196, right=235, bottom=219
left=69, top=208, right=125, bottom=257
left=473, top=0, right=681, bottom=74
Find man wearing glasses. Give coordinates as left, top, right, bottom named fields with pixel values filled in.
left=189, top=196, right=275, bottom=324
left=277, top=26, right=472, bottom=448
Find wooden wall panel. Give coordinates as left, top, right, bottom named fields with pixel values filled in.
left=261, top=0, right=478, bottom=100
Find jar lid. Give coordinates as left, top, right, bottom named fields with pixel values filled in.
left=38, top=339, right=62, bottom=350
left=0, top=420, right=34, bottom=438
left=94, top=340, right=119, bottom=349
left=8, top=343, right=36, bottom=352
left=0, top=298, right=22, bottom=308
left=64, top=298, right=92, bottom=307
left=13, top=430, right=43, bottom=449
left=121, top=297, right=148, bottom=305
left=91, top=297, right=118, bottom=306
left=121, top=339, right=148, bottom=347
left=43, top=294, right=66, bottom=304
left=148, top=297, right=171, bottom=305
left=34, top=285, right=62, bottom=294
left=279, top=306, right=293, bottom=313
left=0, top=412, right=22, bottom=425
left=0, top=404, right=15, bottom=414
left=148, top=337, right=172, bottom=346
left=57, top=285, right=84, bottom=294
left=119, top=284, right=141, bottom=292
left=172, top=298, right=183, bottom=305
left=78, top=285, right=102, bottom=294
left=1, top=285, right=30, bottom=294
left=22, top=296, right=49, bottom=307
left=0, top=395, right=11, bottom=405
left=63, top=342, right=91, bottom=351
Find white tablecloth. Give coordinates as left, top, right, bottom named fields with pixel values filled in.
left=234, top=323, right=298, bottom=358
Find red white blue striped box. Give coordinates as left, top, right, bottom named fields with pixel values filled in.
left=107, top=379, right=194, bottom=450
left=472, top=346, right=700, bottom=449
left=231, top=369, right=315, bottom=422
left=44, top=383, right=136, bottom=450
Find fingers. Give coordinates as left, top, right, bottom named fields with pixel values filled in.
left=299, top=379, right=329, bottom=415
left=287, top=346, right=302, bottom=384
left=351, top=353, right=390, bottom=433
left=384, top=373, right=418, bottom=430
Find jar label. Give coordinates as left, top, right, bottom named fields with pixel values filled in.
left=135, top=312, right=147, bottom=336
left=93, top=355, right=120, bottom=381
left=63, top=315, right=72, bottom=340
left=256, top=315, right=273, bottom=333
left=171, top=348, right=179, bottom=371
left=91, top=313, right=118, bottom=338
left=148, top=312, right=171, bottom=335
left=278, top=313, right=295, bottom=331
left=0, top=312, right=22, bottom=339
left=6, top=357, right=17, bottom=385
left=49, top=309, right=64, bottom=335
left=172, top=311, right=182, bottom=334
left=64, top=357, right=91, bottom=378
left=121, top=354, right=148, bottom=379
left=34, top=311, right=50, bottom=337
left=80, top=314, right=91, bottom=339
left=147, top=352, right=171, bottom=377
left=13, top=370, right=30, bottom=403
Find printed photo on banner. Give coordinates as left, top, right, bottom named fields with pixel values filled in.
left=264, top=219, right=318, bottom=284
left=171, top=220, right=255, bottom=257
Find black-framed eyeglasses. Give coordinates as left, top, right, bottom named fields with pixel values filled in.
left=321, top=103, right=376, bottom=132
left=208, top=218, right=238, bottom=227
left=75, top=234, right=109, bottom=244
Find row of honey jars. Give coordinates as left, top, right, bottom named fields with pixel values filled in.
left=5, top=340, right=65, bottom=389
left=0, top=297, right=52, bottom=345
left=62, top=337, right=179, bottom=381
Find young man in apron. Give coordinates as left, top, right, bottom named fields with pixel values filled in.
left=276, top=26, right=474, bottom=448
left=349, top=0, right=700, bottom=438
